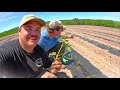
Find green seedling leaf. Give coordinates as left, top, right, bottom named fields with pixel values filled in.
left=59, top=37, right=62, bottom=39
left=62, top=42, right=67, bottom=46
left=68, top=54, right=71, bottom=57
left=89, top=74, right=96, bottom=78
left=86, top=74, right=96, bottom=78
left=49, top=52, right=56, bottom=56
left=67, top=44, right=72, bottom=47
left=62, top=36, right=67, bottom=39
left=64, top=40, right=68, bottom=42
left=77, top=60, right=81, bottom=66
left=86, top=76, right=91, bottom=78
left=63, top=57, right=68, bottom=64
left=66, top=43, right=69, bottom=45
left=67, top=54, right=72, bottom=59
left=67, top=47, right=72, bottom=52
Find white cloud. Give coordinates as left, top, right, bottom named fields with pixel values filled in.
left=5, top=16, right=17, bottom=20
left=0, top=16, right=17, bottom=22
left=0, top=12, right=14, bottom=17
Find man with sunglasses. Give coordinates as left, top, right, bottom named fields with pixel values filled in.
left=38, top=20, right=74, bottom=69
left=38, top=20, right=67, bottom=60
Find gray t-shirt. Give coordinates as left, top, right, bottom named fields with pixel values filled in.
left=0, top=39, right=52, bottom=78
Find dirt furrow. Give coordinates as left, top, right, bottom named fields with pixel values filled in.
left=66, top=32, right=120, bottom=56
left=67, top=29, right=120, bottom=50
left=66, top=37, right=120, bottom=78
left=0, top=33, right=18, bottom=46
left=67, top=25, right=120, bottom=36
left=79, top=29, right=120, bottom=41
left=74, top=29, right=120, bottom=43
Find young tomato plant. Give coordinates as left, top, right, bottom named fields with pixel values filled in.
left=86, top=74, right=96, bottom=78
left=76, top=60, right=96, bottom=78
left=77, top=60, right=82, bottom=66
left=54, top=36, right=73, bottom=61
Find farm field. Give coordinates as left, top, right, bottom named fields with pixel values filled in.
left=0, top=25, right=120, bottom=78
left=64, top=25, right=120, bottom=78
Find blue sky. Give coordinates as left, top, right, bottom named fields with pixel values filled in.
left=0, top=12, right=120, bottom=33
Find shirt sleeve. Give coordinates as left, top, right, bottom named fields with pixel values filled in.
left=38, top=36, right=46, bottom=51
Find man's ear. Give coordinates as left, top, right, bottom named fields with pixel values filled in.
left=18, top=28, right=21, bottom=32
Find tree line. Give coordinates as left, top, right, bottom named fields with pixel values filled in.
left=0, top=19, right=120, bottom=38
left=61, top=18, right=120, bottom=28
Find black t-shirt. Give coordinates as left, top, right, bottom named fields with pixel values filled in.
left=0, top=39, right=52, bottom=78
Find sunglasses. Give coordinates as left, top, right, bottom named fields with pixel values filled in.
left=56, top=27, right=63, bottom=31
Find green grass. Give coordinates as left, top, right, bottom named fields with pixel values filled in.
left=0, top=27, right=18, bottom=38
left=1, top=18, right=120, bottom=38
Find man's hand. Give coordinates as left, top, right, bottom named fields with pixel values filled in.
left=62, top=34, right=74, bottom=39
left=67, top=34, right=74, bottom=39
left=48, top=58, right=62, bottom=74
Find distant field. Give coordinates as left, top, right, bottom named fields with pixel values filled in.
left=0, top=27, right=18, bottom=38
left=0, top=19, right=120, bottom=38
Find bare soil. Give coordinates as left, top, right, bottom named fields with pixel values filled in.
left=64, top=25, right=120, bottom=78
left=0, top=25, right=120, bottom=78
